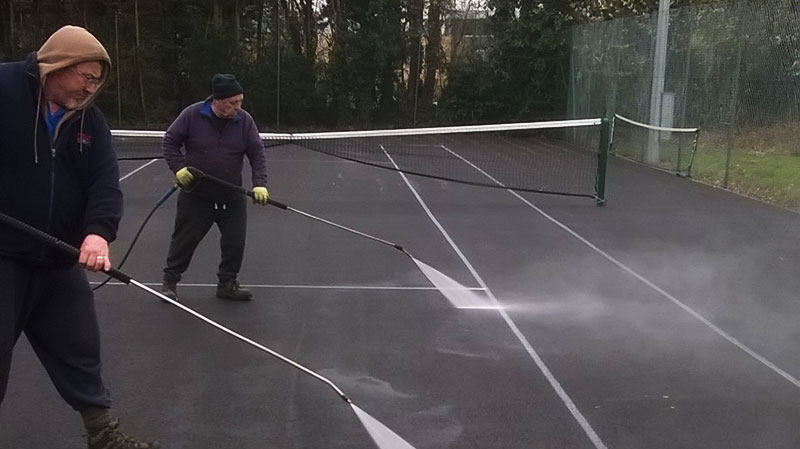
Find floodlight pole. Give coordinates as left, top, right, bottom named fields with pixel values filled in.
left=115, top=9, right=122, bottom=125
left=276, top=8, right=281, bottom=131
left=646, top=0, right=670, bottom=164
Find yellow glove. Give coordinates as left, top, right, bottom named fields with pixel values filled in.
left=252, top=186, right=269, bottom=205
left=175, top=167, right=194, bottom=187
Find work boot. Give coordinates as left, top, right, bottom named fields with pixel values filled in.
left=216, top=279, right=252, bottom=301
left=86, top=418, right=160, bottom=449
left=161, top=281, right=178, bottom=302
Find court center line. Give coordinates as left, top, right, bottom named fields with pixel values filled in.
left=441, top=144, right=800, bottom=390
left=119, top=158, right=159, bottom=182
left=380, top=145, right=608, bottom=449
left=89, top=281, right=484, bottom=291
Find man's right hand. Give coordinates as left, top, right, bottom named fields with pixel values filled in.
left=175, top=167, right=194, bottom=187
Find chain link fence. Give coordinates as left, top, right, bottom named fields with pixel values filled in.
left=569, top=0, right=800, bottom=208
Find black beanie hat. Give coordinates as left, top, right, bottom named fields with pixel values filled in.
left=211, top=73, right=244, bottom=99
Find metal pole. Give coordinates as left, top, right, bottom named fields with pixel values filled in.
left=569, top=32, right=577, bottom=142
left=413, top=31, right=422, bottom=126
left=609, top=23, right=622, bottom=122
left=686, top=128, right=699, bottom=178
left=275, top=4, right=281, bottom=130
left=276, top=46, right=281, bottom=130
left=724, top=14, right=744, bottom=189
left=677, top=15, right=693, bottom=174
left=115, top=9, right=122, bottom=125
left=595, top=118, right=611, bottom=206
left=647, top=0, right=670, bottom=164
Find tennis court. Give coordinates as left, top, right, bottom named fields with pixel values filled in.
left=2, top=125, right=800, bottom=449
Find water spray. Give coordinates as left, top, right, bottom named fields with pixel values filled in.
left=186, top=167, right=493, bottom=310
left=0, top=210, right=416, bottom=449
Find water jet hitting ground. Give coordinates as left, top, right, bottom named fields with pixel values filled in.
left=0, top=210, right=418, bottom=449
left=190, top=168, right=497, bottom=310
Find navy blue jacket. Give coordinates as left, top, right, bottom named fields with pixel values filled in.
left=0, top=53, right=122, bottom=267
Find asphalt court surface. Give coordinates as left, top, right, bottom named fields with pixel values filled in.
left=2, top=141, right=800, bottom=448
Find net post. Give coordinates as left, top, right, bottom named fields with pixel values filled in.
left=595, top=118, right=611, bottom=206
left=609, top=115, right=617, bottom=156
left=676, top=131, right=683, bottom=175
left=686, top=127, right=700, bottom=178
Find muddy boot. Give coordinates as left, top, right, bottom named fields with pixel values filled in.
left=161, top=281, right=178, bottom=302
left=216, top=279, right=252, bottom=301
left=83, top=408, right=160, bottom=449
left=86, top=419, right=160, bottom=449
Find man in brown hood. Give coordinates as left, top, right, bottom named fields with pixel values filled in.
left=0, top=26, right=159, bottom=449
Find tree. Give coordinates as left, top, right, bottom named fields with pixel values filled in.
left=319, top=0, right=405, bottom=125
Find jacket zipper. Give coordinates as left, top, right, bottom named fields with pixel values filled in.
left=47, top=147, right=56, bottom=232
left=46, top=113, right=76, bottom=236
left=37, top=145, right=56, bottom=260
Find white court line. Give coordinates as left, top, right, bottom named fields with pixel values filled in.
left=89, top=281, right=484, bottom=291
left=441, top=144, right=800, bottom=391
left=380, top=145, right=608, bottom=449
left=119, top=158, right=159, bottom=182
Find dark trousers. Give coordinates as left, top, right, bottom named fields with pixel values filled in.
left=0, top=256, right=111, bottom=410
left=163, top=191, right=247, bottom=284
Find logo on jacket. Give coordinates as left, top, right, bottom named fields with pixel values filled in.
left=77, top=132, right=92, bottom=146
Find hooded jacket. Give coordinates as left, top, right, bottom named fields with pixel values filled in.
left=0, top=26, right=122, bottom=267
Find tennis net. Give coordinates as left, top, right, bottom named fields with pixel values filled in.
left=113, top=118, right=610, bottom=203
left=611, top=114, right=700, bottom=177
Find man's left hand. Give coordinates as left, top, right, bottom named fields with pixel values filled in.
left=79, top=234, right=111, bottom=272
left=252, top=187, right=270, bottom=205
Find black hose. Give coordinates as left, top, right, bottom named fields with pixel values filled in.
left=92, top=184, right=179, bottom=291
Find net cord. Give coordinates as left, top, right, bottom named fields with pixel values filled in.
left=614, top=114, right=699, bottom=133
left=111, top=118, right=602, bottom=140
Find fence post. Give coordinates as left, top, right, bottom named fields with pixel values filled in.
left=115, top=9, right=122, bottom=125
left=647, top=0, right=671, bottom=164
left=723, top=2, right=745, bottom=189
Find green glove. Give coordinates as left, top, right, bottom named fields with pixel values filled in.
left=252, top=186, right=269, bottom=205
left=175, top=167, right=194, bottom=187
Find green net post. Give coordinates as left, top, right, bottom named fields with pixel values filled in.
left=595, top=118, right=611, bottom=206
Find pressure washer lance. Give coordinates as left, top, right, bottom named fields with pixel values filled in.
left=0, top=210, right=349, bottom=401
left=185, top=167, right=408, bottom=254
left=0, top=209, right=420, bottom=449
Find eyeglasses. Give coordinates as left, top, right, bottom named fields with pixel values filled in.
left=73, top=67, right=102, bottom=87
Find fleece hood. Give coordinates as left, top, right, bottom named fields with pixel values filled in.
left=37, top=25, right=111, bottom=111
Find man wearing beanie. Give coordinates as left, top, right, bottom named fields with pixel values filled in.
left=161, top=73, right=269, bottom=302
left=0, top=26, right=159, bottom=449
